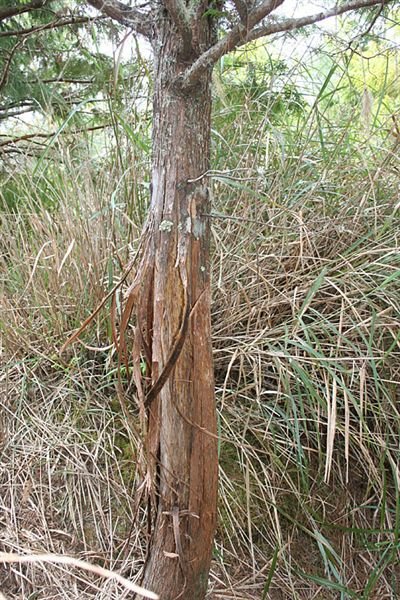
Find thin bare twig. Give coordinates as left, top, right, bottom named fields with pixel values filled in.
left=0, top=15, right=105, bottom=38
left=245, top=0, right=392, bottom=45
left=0, top=552, right=159, bottom=599
left=0, top=38, right=26, bottom=91
left=0, top=106, right=34, bottom=121
left=0, top=124, right=110, bottom=150
left=30, top=77, right=95, bottom=84
left=345, top=2, right=385, bottom=50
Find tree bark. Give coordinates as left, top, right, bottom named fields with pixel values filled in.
left=135, top=15, right=218, bottom=600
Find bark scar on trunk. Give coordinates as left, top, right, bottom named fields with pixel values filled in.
left=144, top=284, right=190, bottom=407
left=144, top=286, right=206, bottom=407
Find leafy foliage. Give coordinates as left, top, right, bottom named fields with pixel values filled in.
left=0, top=0, right=131, bottom=133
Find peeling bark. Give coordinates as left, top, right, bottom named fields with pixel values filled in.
left=132, top=15, right=218, bottom=600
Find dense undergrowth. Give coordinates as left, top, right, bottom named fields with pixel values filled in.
left=1, top=43, right=400, bottom=599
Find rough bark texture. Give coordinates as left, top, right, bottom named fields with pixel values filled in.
left=134, top=12, right=218, bottom=600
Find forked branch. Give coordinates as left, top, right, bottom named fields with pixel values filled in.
left=86, top=0, right=152, bottom=37
left=245, top=0, right=392, bottom=44
left=179, top=0, right=392, bottom=89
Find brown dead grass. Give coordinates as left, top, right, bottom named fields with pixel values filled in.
left=1, top=95, right=400, bottom=599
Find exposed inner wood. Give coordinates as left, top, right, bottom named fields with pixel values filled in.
left=129, top=15, right=218, bottom=600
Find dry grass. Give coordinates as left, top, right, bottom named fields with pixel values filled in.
left=1, top=68, right=400, bottom=599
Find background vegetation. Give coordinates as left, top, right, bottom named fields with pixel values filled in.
left=1, top=5, right=400, bottom=598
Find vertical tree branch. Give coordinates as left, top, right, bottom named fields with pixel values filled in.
left=0, top=39, right=24, bottom=91
left=164, top=0, right=192, bottom=52
left=232, top=0, right=249, bottom=26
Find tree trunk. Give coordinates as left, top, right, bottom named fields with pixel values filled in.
left=135, top=16, right=218, bottom=600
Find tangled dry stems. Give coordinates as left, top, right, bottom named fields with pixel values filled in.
left=1, top=113, right=400, bottom=598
